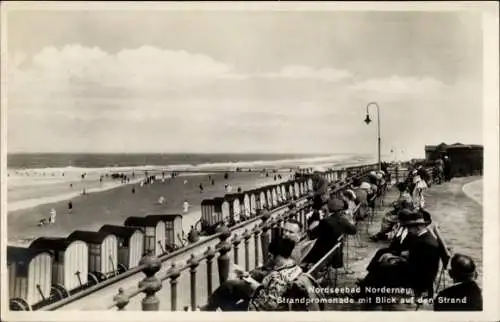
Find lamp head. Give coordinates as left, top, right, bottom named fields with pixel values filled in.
left=364, top=114, right=372, bottom=125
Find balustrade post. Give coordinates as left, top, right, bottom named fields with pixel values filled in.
left=187, top=254, right=200, bottom=310
left=260, top=221, right=272, bottom=263
left=288, top=201, right=297, bottom=221
left=215, top=225, right=232, bottom=284
left=243, top=229, right=252, bottom=271
left=138, top=251, right=162, bottom=311
left=232, top=233, right=242, bottom=265
left=252, top=226, right=261, bottom=268
left=167, top=263, right=181, bottom=311
left=275, top=215, right=284, bottom=238
left=113, top=288, right=129, bottom=311
left=259, top=209, right=271, bottom=263
left=204, top=246, right=216, bottom=297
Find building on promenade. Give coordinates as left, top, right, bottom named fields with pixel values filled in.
left=425, top=142, right=483, bottom=176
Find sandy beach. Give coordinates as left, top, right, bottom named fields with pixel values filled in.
left=7, top=170, right=290, bottom=246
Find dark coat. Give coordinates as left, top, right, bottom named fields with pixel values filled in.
left=404, top=230, right=442, bottom=295
left=302, top=214, right=357, bottom=266
left=363, top=229, right=441, bottom=295
left=434, top=280, right=483, bottom=311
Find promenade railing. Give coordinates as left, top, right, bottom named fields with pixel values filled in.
left=37, top=163, right=386, bottom=311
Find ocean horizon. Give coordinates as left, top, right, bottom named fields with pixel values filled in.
left=7, top=152, right=371, bottom=170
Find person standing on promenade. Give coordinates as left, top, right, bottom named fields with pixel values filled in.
left=412, top=174, right=428, bottom=210
left=443, top=155, right=452, bottom=181
left=434, top=158, right=444, bottom=184
left=433, top=254, right=483, bottom=311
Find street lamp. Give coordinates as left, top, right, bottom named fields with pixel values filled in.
left=364, top=102, right=381, bottom=171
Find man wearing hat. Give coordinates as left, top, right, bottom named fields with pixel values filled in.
left=370, top=194, right=414, bottom=242
left=358, top=208, right=441, bottom=298
left=433, top=253, right=483, bottom=311
left=302, top=198, right=357, bottom=269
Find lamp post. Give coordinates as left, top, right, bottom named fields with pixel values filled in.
left=364, top=102, right=381, bottom=171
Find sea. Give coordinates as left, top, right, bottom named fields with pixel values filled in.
left=7, top=153, right=375, bottom=173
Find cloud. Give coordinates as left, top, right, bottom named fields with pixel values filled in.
left=7, top=44, right=478, bottom=154
left=223, top=65, right=353, bottom=82
left=270, top=65, right=353, bottom=82
left=349, top=75, right=447, bottom=95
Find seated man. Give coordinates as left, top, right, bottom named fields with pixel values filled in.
left=370, top=197, right=413, bottom=242
left=370, top=182, right=414, bottom=243
left=357, top=209, right=441, bottom=299
left=203, top=237, right=302, bottom=311
left=203, top=219, right=308, bottom=311
left=434, top=254, right=483, bottom=311
left=247, top=237, right=303, bottom=311
left=301, top=198, right=357, bottom=270
left=282, top=219, right=315, bottom=266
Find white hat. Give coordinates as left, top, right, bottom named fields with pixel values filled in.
left=360, top=182, right=371, bottom=190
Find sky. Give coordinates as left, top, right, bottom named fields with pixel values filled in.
left=5, top=7, right=484, bottom=158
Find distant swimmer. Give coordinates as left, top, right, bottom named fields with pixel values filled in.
left=140, top=181, right=144, bottom=187
left=211, top=179, right=215, bottom=185
left=68, top=201, right=73, bottom=214
left=183, top=200, right=190, bottom=213
left=158, top=196, right=166, bottom=204
left=224, top=173, right=229, bottom=180
left=237, top=186, right=242, bottom=193
left=199, top=183, right=204, bottom=193
left=161, top=178, right=165, bottom=183
left=70, top=183, right=73, bottom=188
left=49, top=208, right=57, bottom=224
left=184, top=179, right=189, bottom=185
left=132, top=187, right=136, bottom=194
